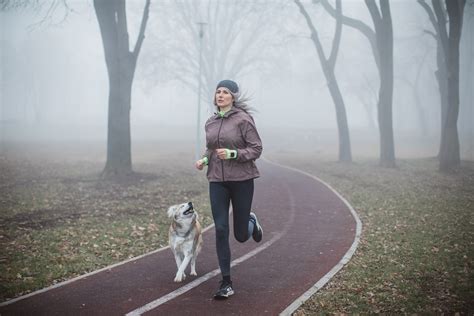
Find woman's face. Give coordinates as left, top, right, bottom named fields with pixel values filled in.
left=215, top=88, right=234, bottom=108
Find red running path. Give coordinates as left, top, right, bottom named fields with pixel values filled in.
left=0, top=159, right=361, bottom=315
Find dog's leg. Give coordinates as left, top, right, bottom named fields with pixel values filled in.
left=173, top=252, right=183, bottom=270
left=190, top=253, right=198, bottom=276
left=191, top=236, right=202, bottom=276
left=174, top=254, right=192, bottom=282
left=173, top=253, right=186, bottom=281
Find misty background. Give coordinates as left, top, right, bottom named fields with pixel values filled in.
left=1, top=0, right=473, bottom=160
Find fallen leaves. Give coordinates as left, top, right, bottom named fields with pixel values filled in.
left=271, top=155, right=474, bottom=315
left=0, top=152, right=212, bottom=302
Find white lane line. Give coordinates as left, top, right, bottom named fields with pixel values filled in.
left=126, top=233, right=282, bottom=316
left=0, top=224, right=217, bottom=307
left=3, top=158, right=359, bottom=316
left=261, top=158, right=362, bottom=316
left=126, top=182, right=296, bottom=316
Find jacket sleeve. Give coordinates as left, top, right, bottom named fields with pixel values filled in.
left=202, top=148, right=212, bottom=162
left=236, top=118, right=263, bottom=162
left=201, top=118, right=213, bottom=162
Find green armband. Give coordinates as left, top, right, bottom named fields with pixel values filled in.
left=224, top=149, right=237, bottom=159
left=201, top=157, right=209, bottom=165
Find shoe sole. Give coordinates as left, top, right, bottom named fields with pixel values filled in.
left=214, top=290, right=234, bottom=300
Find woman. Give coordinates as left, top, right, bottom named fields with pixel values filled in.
left=195, top=79, right=263, bottom=299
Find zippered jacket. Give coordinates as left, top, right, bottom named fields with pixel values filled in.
left=203, top=106, right=262, bottom=182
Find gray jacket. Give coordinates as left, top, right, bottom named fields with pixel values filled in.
left=203, top=106, right=263, bottom=182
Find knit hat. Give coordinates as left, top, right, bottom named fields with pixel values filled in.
left=216, top=80, right=239, bottom=95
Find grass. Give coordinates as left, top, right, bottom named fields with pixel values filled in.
left=269, top=154, right=473, bottom=314
left=1, top=143, right=472, bottom=314
left=0, top=144, right=212, bottom=301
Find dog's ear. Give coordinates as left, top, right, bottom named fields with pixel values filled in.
left=167, top=205, right=178, bottom=218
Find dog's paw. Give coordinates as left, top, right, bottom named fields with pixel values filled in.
left=190, top=269, right=197, bottom=276
left=174, top=272, right=186, bottom=282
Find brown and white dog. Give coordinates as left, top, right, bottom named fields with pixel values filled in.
left=167, top=202, right=203, bottom=282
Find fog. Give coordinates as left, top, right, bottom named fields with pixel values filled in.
left=1, top=0, right=473, bottom=160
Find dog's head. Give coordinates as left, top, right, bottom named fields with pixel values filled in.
left=167, top=202, right=197, bottom=223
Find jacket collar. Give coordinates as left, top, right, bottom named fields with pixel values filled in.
left=213, top=106, right=241, bottom=119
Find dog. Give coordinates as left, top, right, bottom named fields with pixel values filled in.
left=167, top=202, right=203, bottom=282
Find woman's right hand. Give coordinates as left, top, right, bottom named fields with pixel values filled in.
left=195, top=159, right=204, bottom=170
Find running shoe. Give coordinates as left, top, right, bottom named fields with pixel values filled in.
left=249, top=212, right=263, bottom=242
left=214, top=280, right=234, bottom=299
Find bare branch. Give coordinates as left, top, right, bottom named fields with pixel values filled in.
left=132, top=0, right=151, bottom=60
left=418, top=0, right=438, bottom=31
left=423, top=29, right=438, bottom=39
left=365, top=0, right=382, bottom=31
left=319, top=0, right=379, bottom=70
left=327, top=0, right=342, bottom=69
left=432, top=0, right=449, bottom=57
left=4, top=0, right=74, bottom=30
left=320, top=0, right=374, bottom=36
left=294, top=0, right=327, bottom=63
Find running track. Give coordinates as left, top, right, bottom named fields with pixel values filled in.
left=0, top=159, right=361, bottom=315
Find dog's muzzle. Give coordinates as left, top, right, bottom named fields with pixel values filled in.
left=183, top=202, right=194, bottom=215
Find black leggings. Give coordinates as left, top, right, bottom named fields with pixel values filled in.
left=209, top=179, right=254, bottom=277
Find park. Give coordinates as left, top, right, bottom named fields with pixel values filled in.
left=1, top=0, right=472, bottom=314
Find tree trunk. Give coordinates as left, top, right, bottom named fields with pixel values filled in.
left=406, top=50, right=430, bottom=138
left=378, top=51, right=395, bottom=167
left=439, top=0, right=465, bottom=171
left=328, top=72, right=352, bottom=162
left=93, top=0, right=150, bottom=177
left=435, top=38, right=449, bottom=156
left=358, top=95, right=378, bottom=131
left=359, top=75, right=378, bottom=131
left=367, top=0, right=396, bottom=167
left=459, top=2, right=473, bottom=160
left=426, top=0, right=450, bottom=157
left=320, top=0, right=394, bottom=166
left=295, top=0, right=352, bottom=162
left=105, top=74, right=133, bottom=176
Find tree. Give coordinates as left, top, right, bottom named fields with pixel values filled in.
left=365, top=0, right=395, bottom=167
left=2, top=0, right=152, bottom=177
left=144, top=1, right=285, bottom=112
left=93, top=0, right=151, bottom=177
left=418, top=0, right=449, bottom=156
left=438, top=0, right=466, bottom=171
left=395, top=49, right=432, bottom=139
left=320, top=0, right=395, bottom=167
left=418, top=0, right=467, bottom=170
left=294, top=0, right=352, bottom=162
left=355, top=75, right=378, bottom=131
left=459, top=0, right=474, bottom=159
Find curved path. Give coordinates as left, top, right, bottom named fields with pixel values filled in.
left=0, top=160, right=361, bottom=315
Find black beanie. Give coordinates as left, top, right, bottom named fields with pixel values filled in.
left=216, top=80, right=239, bottom=94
